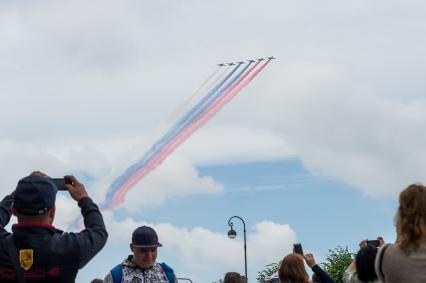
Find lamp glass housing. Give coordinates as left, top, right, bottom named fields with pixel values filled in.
left=228, top=229, right=237, bottom=239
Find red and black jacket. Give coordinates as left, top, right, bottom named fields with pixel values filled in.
left=0, top=194, right=108, bottom=282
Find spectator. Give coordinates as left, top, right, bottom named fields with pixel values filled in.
left=344, top=242, right=381, bottom=283
left=278, top=253, right=309, bottom=283
left=0, top=171, right=108, bottom=282
left=104, top=225, right=177, bottom=283
left=375, top=183, right=426, bottom=282
left=224, top=272, right=243, bottom=283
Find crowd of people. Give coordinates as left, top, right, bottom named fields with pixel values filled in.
left=0, top=171, right=425, bottom=282
left=259, top=183, right=426, bottom=283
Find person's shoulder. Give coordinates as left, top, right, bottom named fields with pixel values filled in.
left=381, top=243, right=403, bottom=257
left=159, top=262, right=173, bottom=269
left=121, top=257, right=135, bottom=268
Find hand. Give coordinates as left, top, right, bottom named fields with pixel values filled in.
left=359, top=239, right=368, bottom=248
left=64, top=175, right=89, bottom=201
left=348, top=260, right=356, bottom=272
left=304, top=253, right=316, bottom=268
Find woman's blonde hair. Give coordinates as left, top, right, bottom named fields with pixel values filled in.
left=278, top=254, right=309, bottom=283
left=396, top=183, right=426, bottom=254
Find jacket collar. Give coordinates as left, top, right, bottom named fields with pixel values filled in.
left=13, top=222, right=55, bottom=228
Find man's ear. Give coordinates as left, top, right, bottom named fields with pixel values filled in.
left=11, top=203, right=17, bottom=216
left=49, top=206, right=56, bottom=218
left=130, top=243, right=134, bottom=253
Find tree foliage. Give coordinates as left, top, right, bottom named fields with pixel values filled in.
left=321, top=246, right=354, bottom=283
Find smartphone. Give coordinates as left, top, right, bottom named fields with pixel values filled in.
left=293, top=243, right=304, bottom=255
left=366, top=239, right=380, bottom=247
left=51, top=178, right=70, bottom=191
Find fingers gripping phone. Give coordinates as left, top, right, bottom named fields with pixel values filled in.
left=51, top=178, right=72, bottom=191
left=293, top=243, right=304, bottom=255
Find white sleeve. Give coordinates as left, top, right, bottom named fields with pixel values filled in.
left=342, top=266, right=359, bottom=283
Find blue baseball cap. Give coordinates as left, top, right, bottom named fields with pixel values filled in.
left=132, top=226, right=162, bottom=248
left=13, top=175, right=58, bottom=215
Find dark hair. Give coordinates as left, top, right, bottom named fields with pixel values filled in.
left=90, top=279, right=103, bottom=283
left=396, top=184, right=426, bottom=254
left=278, top=254, right=309, bottom=283
left=356, top=246, right=378, bottom=282
left=224, top=272, right=243, bottom=283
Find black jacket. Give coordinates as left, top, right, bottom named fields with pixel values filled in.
left=0, top=193, right=108, bottom=282
left=312, top=264, right=336, bottom=283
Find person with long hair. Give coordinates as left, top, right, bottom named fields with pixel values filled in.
left=278, top=254, right=310, bottom=283
left=375, top=183, right=426, bottom=282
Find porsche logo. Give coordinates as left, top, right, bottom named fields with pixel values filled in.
left=19, top=249, right=33, bottom=270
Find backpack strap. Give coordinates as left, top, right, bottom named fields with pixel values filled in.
left=110, top=264, right=123, bottom=283
left=5, top=234, right=27, bottom=283
left=160, top=262, right=175, bottom=283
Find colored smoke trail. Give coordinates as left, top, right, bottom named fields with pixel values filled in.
left=108, top=59, right=271, bottom=208
left=101, top=64, right=245, bottom=208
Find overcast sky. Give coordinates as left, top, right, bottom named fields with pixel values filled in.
left=1, top=1, right=425, bottom=282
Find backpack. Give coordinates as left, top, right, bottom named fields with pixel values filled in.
left=110, top=262, right=175, bottom=283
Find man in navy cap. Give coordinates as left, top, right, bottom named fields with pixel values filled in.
left=104, top=225, right=177, bottom=283
left=0, top=171, right=108, bottom=282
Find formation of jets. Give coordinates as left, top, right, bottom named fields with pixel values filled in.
left=217, top=56, right=275, bottom=66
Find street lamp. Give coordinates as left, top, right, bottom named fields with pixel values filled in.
left=227, top=215, right=247, bottom=283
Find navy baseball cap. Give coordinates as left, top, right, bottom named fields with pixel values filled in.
left=132, top=226, right=162, bottom=248
left=13, top=175, right=58, bottom=215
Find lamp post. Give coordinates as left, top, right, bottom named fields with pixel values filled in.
left=227, top=215, right=247, bottom=283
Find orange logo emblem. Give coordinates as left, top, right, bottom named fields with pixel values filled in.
left=19, top=249, right=33, bottom=270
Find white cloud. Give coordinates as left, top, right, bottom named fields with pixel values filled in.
left=115, top=154, right=223, bottom=212
left=255, top=61, right=426, bottom=196
left=249, top=221, right=297, bottom=264
left=0, top=140, right=223, bottom=215
left=180, top=125, right=294, bottom=165
left=0, top=142, right=68, bottom=196
left=2, top=0, right=426, bottom=199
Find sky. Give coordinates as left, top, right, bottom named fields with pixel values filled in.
left=1, top=0, right=426, bottom=282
